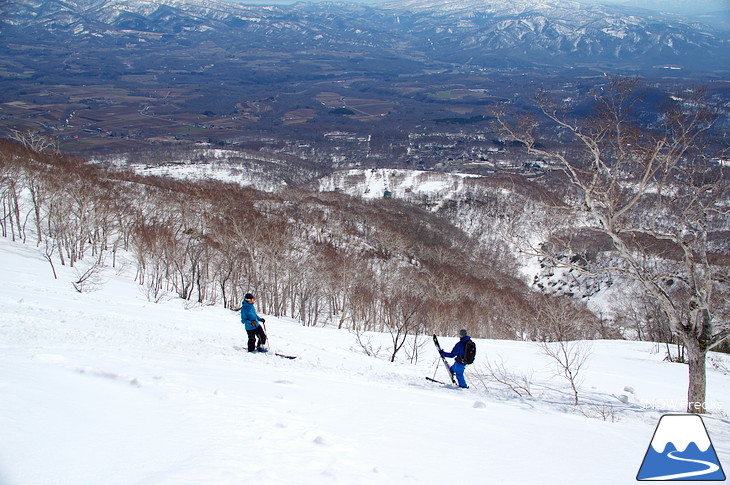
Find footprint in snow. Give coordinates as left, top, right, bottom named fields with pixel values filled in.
left=313, top=435, right=334, bottom=446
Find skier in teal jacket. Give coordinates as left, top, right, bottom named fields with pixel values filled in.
left=241, top=293, right=266, bottom=352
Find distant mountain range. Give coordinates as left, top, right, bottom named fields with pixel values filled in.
left=578, top=0, right=730, bottom=30
left=2, top=0, right=728, bottom=154
left=2, top=0, right=728, bottom=72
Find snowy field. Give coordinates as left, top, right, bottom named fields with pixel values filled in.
left=1, top=235, right=729, bottom=485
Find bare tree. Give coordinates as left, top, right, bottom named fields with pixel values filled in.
left=479, top=357, right=534, bottom=397
left=350, top=325, right=384, bottom=358
left=72, top=253, right=106, bottom=293
left=497, top=77, right=730, bottom=413
left=42, top=237, right=58, bottom=279
left=539, top=338, right=592, bottom=406
left=377, top=267, right=429, bottom=363
left=9, top=130, right=58, bottom=154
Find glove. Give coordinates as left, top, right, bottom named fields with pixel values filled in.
left=260, top=318, right=266, bottom=323
left=439, top=350, right=445, bottom=356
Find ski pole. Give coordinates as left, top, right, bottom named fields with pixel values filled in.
left=431, top=360, right=440, bottom=380
left=261, top=321, right=270, bottom=351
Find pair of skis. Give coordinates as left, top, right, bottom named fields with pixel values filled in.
left=236, top=346, right=297, bottom=359
left=426, top=334, right=456, bottom=385
left=261, top=321, right=297, bottom=359
left=274, top=352, right=297, bottom=360
left=239, top=322, right=298, bottom=359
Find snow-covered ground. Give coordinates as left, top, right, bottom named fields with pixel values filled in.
left=1, top=235, right=729, bottom=485
left=92, top=149, right=290, bottom=192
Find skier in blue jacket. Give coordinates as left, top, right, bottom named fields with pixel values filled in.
left=440, top=328, right=472, bottom=388
left=241, top=293, right=267, bottom=352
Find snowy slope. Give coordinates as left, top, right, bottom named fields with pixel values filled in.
left=317, top=168, right=479, bottom=204
left=1, top=235, right=729, bottom=485
left=95, top=148, right=292, bottom=192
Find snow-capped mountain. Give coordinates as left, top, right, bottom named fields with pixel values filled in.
left=2, top=0, right=728, bottom=71
left=650, top=414, right=712, bottom=453
left=379, top=0, right=727, bottom=68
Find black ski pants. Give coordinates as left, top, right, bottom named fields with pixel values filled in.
left=246, top=324, right=267, bottom=352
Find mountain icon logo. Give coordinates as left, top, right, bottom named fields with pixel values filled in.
left=637, top=414, right=726, bottom=481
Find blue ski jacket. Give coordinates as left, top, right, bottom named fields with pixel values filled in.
left=442, top=336, right=472, bottom=364
left=241, top=300, right=264, bottom=330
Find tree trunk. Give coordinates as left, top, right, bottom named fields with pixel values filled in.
left=685, top=338, right=708, bottom=414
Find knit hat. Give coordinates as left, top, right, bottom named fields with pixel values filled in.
left=459, top=328, right=468, bottom=337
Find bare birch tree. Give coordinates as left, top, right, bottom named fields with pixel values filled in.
left=497, top=77, right=730, bottom=413
left=9, top=130, right=59, bottom=154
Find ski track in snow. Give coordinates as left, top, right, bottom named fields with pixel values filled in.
left=1, top=235, right=730, bottom=485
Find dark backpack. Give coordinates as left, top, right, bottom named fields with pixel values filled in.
left=462, top=339, right=476, bottom=364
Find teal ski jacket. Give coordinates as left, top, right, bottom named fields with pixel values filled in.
left=241, top=300, right=264, bottom=330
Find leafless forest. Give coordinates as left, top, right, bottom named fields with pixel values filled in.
left=1, top=138, right=610, bottom=355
